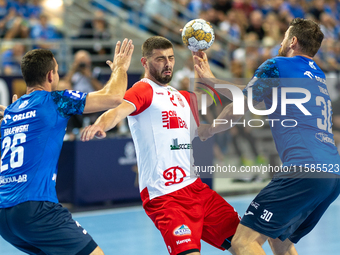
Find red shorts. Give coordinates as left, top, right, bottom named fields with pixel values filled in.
left=143, top=178, right=240, bottom=255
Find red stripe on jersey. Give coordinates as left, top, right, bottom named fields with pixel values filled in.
left=179, top=91, right=200, bottom=127
left=124, top=81, right=153, bottom=116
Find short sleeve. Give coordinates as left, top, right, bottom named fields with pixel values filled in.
left=124, top=82, right=153, bottom=116
left=243, top=59, right=280, bottom=102
left=51, top=90, right=87, bottom=118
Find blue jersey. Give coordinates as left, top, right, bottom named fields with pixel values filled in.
left=244, top=56, right=340, bottom=174
left=0, top=90, right=87, bottom=208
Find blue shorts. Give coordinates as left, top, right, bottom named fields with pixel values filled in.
left=241, top=173, right=340, bottom=243
left=0, top=201, right=98, bottom=255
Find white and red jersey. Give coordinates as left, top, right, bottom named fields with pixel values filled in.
left=124, top=78, right=200, bottom=204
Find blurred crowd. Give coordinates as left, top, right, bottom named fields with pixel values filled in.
left=143, top=0, right=340, bottom=74
left=0, top=0, right=340, bottom=150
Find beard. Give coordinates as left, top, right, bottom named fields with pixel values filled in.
left=149, top=63, right=173, bottom=84
left=278, top=44, right=289, bottom=57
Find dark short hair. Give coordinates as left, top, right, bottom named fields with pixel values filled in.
left=288, top=18, right=324, bottom=57
left=21, top=49, right=56, bottom=87
left=142, top=36, right=173, bottom=58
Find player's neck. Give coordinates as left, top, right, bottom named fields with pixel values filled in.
left=144, top=75, right=168, bottom=87
left=26, top=85, right=46, bottom=94
left=288, top=51, right=313, bottom=60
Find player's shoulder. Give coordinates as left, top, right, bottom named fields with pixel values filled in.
left=127, top=78, right=155, bottom=97
left=131, top=78, right=153, bottom=89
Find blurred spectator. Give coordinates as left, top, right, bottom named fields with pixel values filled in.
left=254, top=0, right=273, bottom=16
left=319, top=12, right=340, bottom=40
left=199, top=8, right=219, bottom=26
left=212, top=0, right=233, bottom=25
left=64, top=50, right=104, bottom=133
left=187, top=0, right=212, bottom=17
left=324, top=0, right=340, bottom=23
left=0, top=0, right=16, bottom=38
left=233, top=0, right=255, bottom=18
left=77, top=10, right=111, bottom=58
left=213, top=0, right=232, bottom=14
left=64, top=50, right=103, bottom=93
left=12, top=0, right=30, bottom=18
left=246, top=10, right=265, bottom=41
left=322, top=38, right=340, bottom=72
left=308, top=0, right=326, bottom=21
left=27, top=0, right=42, bottom=22
left=30, top=14, right=61, bottom=40
left=78, top=10, right=110, bottom=40
left=1, top=43, right=25, bottom=75
left=263, top=12, right=283, bottom=42
left=219, top=9, right=242, bottom=44
left=141, top=0, right=178, bottom=37
left=268, top=0, right=284, bottom=15
left=233, top=32, right=262, bottom=78
left=281, top=0, right=305, bottom=18
left=3, top=0, right=30, bottom=39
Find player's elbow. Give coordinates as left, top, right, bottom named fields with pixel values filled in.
left=109, top=95, right=124, bottom=108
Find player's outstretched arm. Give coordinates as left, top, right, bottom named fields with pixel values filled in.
left=198, top=99, right=247, bottom=141
left=81, top=101, right=135, bottom=141
left=193, top=51, right=246, bottom=100
left=83, top=38, right=134, bottom=114
left=0, top=94, right=18, bottom=126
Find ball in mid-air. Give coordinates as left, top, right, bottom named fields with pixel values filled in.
left=181, top=19, right=215, bottom=52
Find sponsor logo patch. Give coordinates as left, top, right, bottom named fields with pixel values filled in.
left=170, top=138, right=192, bottom=150
left=173, top=225, right=191, bottom=236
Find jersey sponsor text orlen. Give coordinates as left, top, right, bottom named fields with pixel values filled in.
left=3, top=111, right=36, bottom=136
left=125, top=78, right=198, bottom=203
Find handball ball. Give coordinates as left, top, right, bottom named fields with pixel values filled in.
left=181, top=19, right=215, bottom=52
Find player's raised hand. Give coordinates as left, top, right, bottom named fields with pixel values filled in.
left=107, top=38, right=134, bottom=72
left=12, top=94, right=18, bottom=103
left=0, top=94, right=18, bottom=126
left=198, top=123, right=213, bottom=141
left=81, top=124, right=107, bottom=141
left=192, top=51, right=215, bottom=79
left=0, top=104, right=6, bottom=125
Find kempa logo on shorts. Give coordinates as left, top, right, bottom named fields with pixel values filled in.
left=176, top=238, right=191, bottom=245
left=170, top=138, right=192, bottom=150
left=173, top=225, right=191, bottom=236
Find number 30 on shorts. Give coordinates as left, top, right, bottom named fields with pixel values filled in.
left=260, top=209, right=273, bottom=222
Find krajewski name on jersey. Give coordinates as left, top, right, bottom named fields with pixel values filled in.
left=4, top=124, right=29, bottom=136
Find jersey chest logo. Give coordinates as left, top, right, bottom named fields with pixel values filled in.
left=162, top=110, right=188, bottom=129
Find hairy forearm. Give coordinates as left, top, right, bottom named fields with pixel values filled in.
left=103, top=67, right=127, bottom=99
left=94, top=109, right=120, bottom=132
